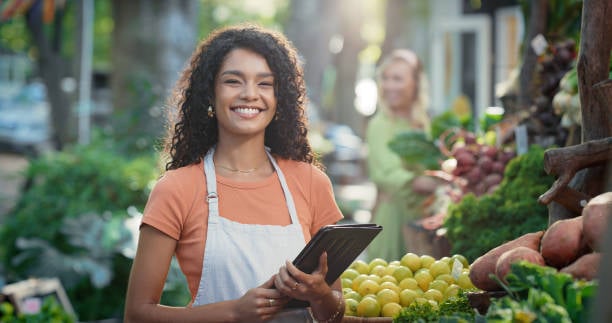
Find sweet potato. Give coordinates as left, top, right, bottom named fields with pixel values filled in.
left=469, top=231, right=544, bottom=291
left=582, top=192, right=612, bottom=251
left=495, top=247, right=546, bottom=283
left=540, top=216, right=589, bottom=268
left=560, top=252, right=601, bottom=280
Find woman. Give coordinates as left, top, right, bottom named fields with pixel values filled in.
left=124, top=24, right=344, bottom=323
left=365, top=49, right=439, bottom=262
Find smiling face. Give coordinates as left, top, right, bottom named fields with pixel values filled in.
left=214, top=48, right=277, bottom=140
left=380, top=59, right=418, bottom=112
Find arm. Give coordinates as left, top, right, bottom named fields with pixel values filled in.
left=124, top=225, right=288, bottom=323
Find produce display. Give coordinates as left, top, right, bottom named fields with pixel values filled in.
left=340, top=253, right=476, bottom=318
left=486, top=261, right=598, bottom=323
left=437, top=130, right=516, bottom=198
left=443, top=145, right=554, bottom=261
left=468, top=191, right=610, bottom=292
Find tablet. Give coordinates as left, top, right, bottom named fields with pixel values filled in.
left=286, top=223, right=383, bottom=308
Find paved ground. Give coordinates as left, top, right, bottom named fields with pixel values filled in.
left=0, top=152, right=29, bottom=219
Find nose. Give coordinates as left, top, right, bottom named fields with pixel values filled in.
left=240, top=82, right=258, bottom=101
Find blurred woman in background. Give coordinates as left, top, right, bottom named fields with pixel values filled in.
left=365, top=49, right=439, bottom=261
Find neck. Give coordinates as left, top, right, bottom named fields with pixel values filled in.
left=213, top=139, right=269, bottom=174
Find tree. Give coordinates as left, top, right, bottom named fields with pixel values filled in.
left=110, top=0, right=198, bottom=153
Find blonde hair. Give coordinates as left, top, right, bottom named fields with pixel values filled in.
left=376, top=49, right=431, bottom=133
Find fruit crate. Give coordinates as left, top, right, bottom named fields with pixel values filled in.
left=342, top=316, right=393, bottom=323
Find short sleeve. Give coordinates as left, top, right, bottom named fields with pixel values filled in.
left=141, top=171, right=193, bottom=240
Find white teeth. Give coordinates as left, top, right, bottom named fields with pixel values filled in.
left=234, top=107, right=260, bottom=115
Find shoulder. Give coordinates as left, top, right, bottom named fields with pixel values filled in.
left=276, top=158, right=330, bottom=184
left=151, top=161, right=204, bottom=197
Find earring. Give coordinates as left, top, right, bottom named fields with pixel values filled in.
left=274, top=112, right=279, bottom=121
left=207, top=105, right=214, bottom=118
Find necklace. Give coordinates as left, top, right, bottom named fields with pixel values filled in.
left=215, top=157, right=269, bottom=174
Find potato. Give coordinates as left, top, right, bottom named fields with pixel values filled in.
left=469, top=231, right=544, bottom=291
left=560, top=252, right=601, bottom=280
left=582, top=192, right=612, bottom=251
left=495, top=247, right=546, bottom=283
left=540, top=216, right=588, bottom=268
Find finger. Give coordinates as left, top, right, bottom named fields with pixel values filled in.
left=313, top=251, right=329, bottom=275
left=259, top=275, right=276, bottom=288
left=285, top=259, right=306, bottom=281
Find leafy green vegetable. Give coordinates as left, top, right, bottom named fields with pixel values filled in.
left=388, top=130, right=443, bottom=170
left=394, top=292, right=478, bottom=322
left=486, top=261, right=598, bottom=323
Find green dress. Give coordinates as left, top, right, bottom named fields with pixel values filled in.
left=365, top=110, right=427, bottom=262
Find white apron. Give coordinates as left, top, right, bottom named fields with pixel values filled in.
left=192, top=147, right=314, bottom=322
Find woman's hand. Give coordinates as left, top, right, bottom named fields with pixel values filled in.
left=233, top=275, right=289, bottom=322
left=411, top=175, right=441, bottom=195
left=274, top=252, right=331, bottom=302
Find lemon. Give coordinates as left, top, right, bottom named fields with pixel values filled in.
left=439, top=256, right=451, bottom=265
left=383, top=264, right=400, bottom=277
left=380, top=275, right=398, bottom=285
left=368, top=258, right=388, bottom=272
left=423, top=289, right=444, bottom=302
left=350, top=260, right=370, bottom=275
left=344, top=290, right=363, bottom=302
left=399, top=288, right=418, bottom=307
left=456, top=272, right=475, bottom=290
left=389, top=260, right=401, bottom=267
left=381, top=302, right=402, bottom=318
left=357, top=279, right=380, bottom=296
left=436, top=274, right=455, bottom=285
left=414, top=270, right=433, bottom=291
left=344, top=298, right=359, bottom=315
left=352, top=274, right=369, bottom=290
left=341, top=268, right=360, bottom=280
left=429, top=279, right=449, bottom=293
left=356, top=297, right=381, bottom=317
left=341, top=278, right=352, bottom=289
left=398, top=277, right=419, bottom=291
left=420, top=255, right=436, bottom=269
left=376, top=288, right=400, bottom=307
left=444, top=284, right=461, bottom=300
left=370, top=265, right=387, bottom=277
left=367, top=274, right=382, bottom=284
left=392, top=266, right=413, bottom=282
left=400, top=253, right=421, bottom=272
left=429, top=260, right=451, bottom=278
left=414, top=297, right=429, bottom=305
left=380, top=281, right=401, bottom=294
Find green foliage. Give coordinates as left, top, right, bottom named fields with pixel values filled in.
left=388, top=131, right=443, bottom=170
left=443, top=145, right=555, bottom=262
left=486, top=261, right=597, bottom=323
left=0, top=297, right=75, bottom=323
left=0, top=141, right=162, bottom=320
left=394, top=291, right=478, bottom=322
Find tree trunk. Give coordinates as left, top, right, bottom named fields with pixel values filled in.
left=285, top=0, right=338, bottom=117
left=111, top=0, right=197, bottom=149
left=332, top=0, right=367, bottom=136
left=25, top=5, right=75, bottom=149
left=517, top=0, right=548, bottom=114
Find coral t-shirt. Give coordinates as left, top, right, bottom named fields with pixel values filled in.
left=141, top=158, right=344, bottom=300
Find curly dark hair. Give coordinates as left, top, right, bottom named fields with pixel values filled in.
left=163, top=24, right=317, bottom=170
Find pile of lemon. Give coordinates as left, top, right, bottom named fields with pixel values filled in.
left=341, top=253, right=476, bottom=318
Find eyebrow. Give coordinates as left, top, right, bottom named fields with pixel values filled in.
left=220, top=70, right=274, bottom=78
